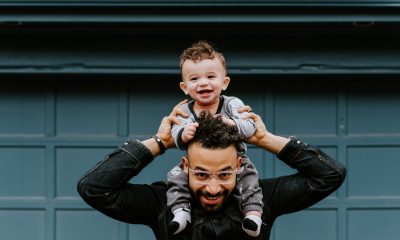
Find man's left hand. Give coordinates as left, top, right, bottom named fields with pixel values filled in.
left=157, top=99, right=189, bottom=149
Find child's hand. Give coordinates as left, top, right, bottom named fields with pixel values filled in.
left=181, top=122, right=199, bottom=144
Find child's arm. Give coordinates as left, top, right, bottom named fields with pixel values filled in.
left=181, top=122, right=199, bottom=144
left=171, top=115, right=196, bottom=150
left=226, top=97, right=256, bottom=138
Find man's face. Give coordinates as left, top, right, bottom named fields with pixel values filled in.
left=182, top=142, right=241, bottom=212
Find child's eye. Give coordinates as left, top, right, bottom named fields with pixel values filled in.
left=190, top=77, right=198, bottom=81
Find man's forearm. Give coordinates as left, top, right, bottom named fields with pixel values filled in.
left=277, top=137, right=346, bottom=192
left=258, top=133, right=290, bottom=154
left=264, top=137, right=346, bottom=217
left=77, top=139, right=155, bottom=202
left=77, top=139, right=166, bottom=224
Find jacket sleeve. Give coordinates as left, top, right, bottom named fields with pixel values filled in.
left=262, top=137, right=346, bottom=219
left=77, top=139, right=166, bottom=226
left=226, top=97, right=256, bottom=138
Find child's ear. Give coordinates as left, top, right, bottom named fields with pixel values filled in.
left=180, top=81, right=189, bottom=95
left=222, top=77, right=230, bottom=91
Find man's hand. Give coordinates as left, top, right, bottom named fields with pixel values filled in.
left=237, top=105, right=268, bottom=145
left=244, top=111, right=290, bottom=154
left=243, top=112, right=268, bottom=145
left=156, top=99, right=189, bottom=149
left=238, top=105, right=289, bottom=154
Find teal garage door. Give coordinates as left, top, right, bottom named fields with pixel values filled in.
left=0, top=78, right=399, bottom=240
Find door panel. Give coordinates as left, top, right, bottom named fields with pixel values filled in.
left=0, top=79, right=399, bottom=240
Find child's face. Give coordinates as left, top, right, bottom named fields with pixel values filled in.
left=180, top=58, right=230, bottom=106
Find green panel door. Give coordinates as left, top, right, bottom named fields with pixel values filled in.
left=1, top=79, right=399, bottom=240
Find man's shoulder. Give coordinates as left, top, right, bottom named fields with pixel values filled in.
left=142, top=181, right=168, bottom=200
left=148, top=181, right=169, bottom=206
left=151, top=180, right=168, bottom=190
left=259, top=178, right=278, bottom=196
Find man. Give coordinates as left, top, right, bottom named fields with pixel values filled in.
left=77, top=100, right=346, bottom=240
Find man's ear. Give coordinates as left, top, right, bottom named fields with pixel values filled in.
left=182, top=156, right=189, bottom=175
left=222, top=77, right=230, bottom=91
left=180, top=81, right=189, bottom=95
left=236, top=156, right=243, bottom=170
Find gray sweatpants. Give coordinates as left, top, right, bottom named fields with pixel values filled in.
left=166, top=156, right=263, bottom=215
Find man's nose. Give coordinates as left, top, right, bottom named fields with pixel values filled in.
left=205, top=177, right=222, bottom=195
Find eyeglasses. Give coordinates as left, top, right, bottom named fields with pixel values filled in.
left=188, top=168, right=238, bottom=185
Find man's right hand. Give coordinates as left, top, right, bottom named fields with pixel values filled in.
left=157, top=99, right=189, bottom=149
left=243, top=112, right=268, bottom=146
left=244, top=111, right=290, bottom=154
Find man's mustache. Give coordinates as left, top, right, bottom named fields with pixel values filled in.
left=199, top=190, right=225, bottom=198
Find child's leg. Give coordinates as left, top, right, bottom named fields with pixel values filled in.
left=234, top=156, right=264, bottom=237
left=167, top=164, right=191, bottom=234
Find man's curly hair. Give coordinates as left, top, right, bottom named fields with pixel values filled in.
left=179, top=40, right=227, bottom=76
left=192, top=111, right=245, bottom=151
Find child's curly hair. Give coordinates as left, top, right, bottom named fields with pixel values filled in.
left=192, top=111, right=244, bottom=151
left=179, top=40, right=227, bottom=75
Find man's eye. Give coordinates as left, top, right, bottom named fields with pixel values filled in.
left=218, top=172, right=233, bottom=180
left=194, top=172, right=209, bottom=180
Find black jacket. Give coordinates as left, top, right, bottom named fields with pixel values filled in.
left=77, top=137, right=346, bottom=240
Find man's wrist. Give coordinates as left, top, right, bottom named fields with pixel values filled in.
left=276, top=136, right=308, bottom=163
left=151, top=135, right=166, bottom=154
left=259, top=133, right=290, bottom=154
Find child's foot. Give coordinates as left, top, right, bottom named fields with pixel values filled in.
left=169, top=208, right=191, bottom=235
left=242, top=215, right=262, bottom=237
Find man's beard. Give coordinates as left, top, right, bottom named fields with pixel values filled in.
left=193, top=188, right=231, bottom=212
